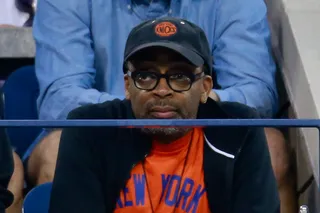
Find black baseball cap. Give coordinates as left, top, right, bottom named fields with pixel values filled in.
left=123, top=17, right=218, bottom=88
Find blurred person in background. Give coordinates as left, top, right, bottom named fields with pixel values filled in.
left=28, top=0, right=295, bottom=212
left=0, top=0, right=36, bottom=27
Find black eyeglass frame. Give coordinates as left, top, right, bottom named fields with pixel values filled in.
left=127, top=70, right=205, bottom=92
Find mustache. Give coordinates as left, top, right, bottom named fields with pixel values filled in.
left=145, top=100, right=180, bottom=112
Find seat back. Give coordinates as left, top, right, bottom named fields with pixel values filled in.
left=2, top=66, right=41, bottom=156
left=22, top=182, right=52, bottom=213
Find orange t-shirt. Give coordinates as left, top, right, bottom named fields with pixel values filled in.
left=114, top=128, right=210, bottom=213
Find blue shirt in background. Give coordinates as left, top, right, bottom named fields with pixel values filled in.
left=33, top=0, right=278, bottom=119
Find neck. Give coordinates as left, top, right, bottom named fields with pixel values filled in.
left=154, top=136, right=179, bottom=144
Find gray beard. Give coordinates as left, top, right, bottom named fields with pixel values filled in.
left=140, top=127, right=192, bottom=143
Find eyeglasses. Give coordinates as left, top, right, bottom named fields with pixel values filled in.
left=127, top=70, right=204, bottom=92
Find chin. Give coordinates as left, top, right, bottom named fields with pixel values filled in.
left=140, top=127, right=191, bottom=141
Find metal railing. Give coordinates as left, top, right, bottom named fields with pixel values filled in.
left=2, top=119, right=319, bottom=179
left=3, top=118, right=318, bottom=212
left=0, top=119, right=319, bottom=127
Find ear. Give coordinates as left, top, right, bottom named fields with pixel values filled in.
left=124, top=74, right=131, bottom=100
left=201, top=75, right=213, bottom=103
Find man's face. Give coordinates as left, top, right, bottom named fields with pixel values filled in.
left=124, top=47, right=213, bottom=141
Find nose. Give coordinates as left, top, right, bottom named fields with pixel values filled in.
left=152, top=77, right=173, bottom=98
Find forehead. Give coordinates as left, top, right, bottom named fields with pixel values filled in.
left=128, top=46, right=194, bottom=65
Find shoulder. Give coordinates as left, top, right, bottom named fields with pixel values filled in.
left=203, top=101, right=262, bottom=158
left=64, top=99, right=133, bottom=146
left=67, top=99, right=133, bottom=120
left=218, top=101, right=261, bottom=119
left=61, top=99, right=147, bottom=162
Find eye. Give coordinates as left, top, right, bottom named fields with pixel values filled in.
left=135, top=72, right=157, bottom=82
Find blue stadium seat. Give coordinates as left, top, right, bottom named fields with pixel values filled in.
left=23, top=182, right=52, bottom=213
left=2, top=66, right=41, bottom=156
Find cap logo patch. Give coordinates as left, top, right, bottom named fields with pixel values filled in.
left=155, top=22, right=177, bottom=37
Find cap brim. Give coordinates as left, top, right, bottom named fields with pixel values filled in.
left=124, top=42, right=204, bottom=66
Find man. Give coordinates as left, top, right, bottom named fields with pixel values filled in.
left=0, top=128, right=14, bottom=213
left=49, top=17, right=280, bottom=213
left=16, top=0, right=294, bottom=212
